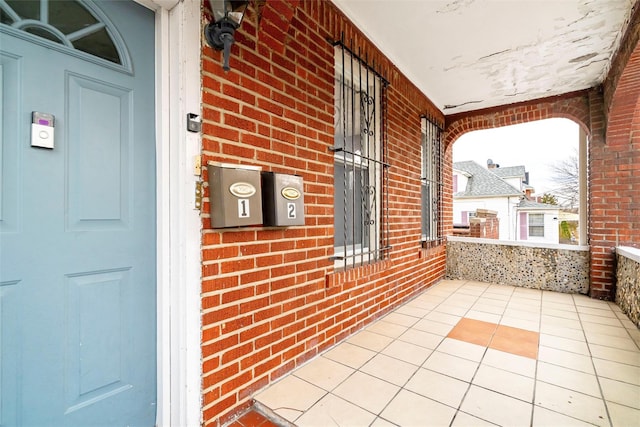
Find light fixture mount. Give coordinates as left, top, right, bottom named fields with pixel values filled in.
left=204, top=0, right=249, bottom=72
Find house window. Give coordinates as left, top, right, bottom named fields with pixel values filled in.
left=0, top=0, right=124, bottom=65
left=421, top=117, right=443, bottom=245
left=331, top=42, right=389, bottom=268
left=461, top=211, right=476, bottom=226
left=529, top=213, right=545, bottom=237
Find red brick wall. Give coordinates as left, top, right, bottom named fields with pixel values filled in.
left=200, top=1, right=445, bottom=424
left=590, top=4, right=640, bottom=299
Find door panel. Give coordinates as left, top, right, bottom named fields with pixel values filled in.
left=65, top=268, right=131, bottom=412
left=67, top=73, right=132, bottom=228
left=0, top=53, right=20, bottom=233
left=0, top=1, right=156, bottom=426
left=0, top=280, right=21, bottom=427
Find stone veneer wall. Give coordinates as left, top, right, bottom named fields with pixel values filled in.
left=616, top=247, right=640, bottom=328
left=446, top=237, right=590, bottom=294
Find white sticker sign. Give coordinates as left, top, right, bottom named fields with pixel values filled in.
left=238, top=199, right=250, bottom=218
left=287, top=202, right=296, bottom=219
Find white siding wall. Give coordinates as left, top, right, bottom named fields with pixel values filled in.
left=453, top=196, right=521, bottom=240
left=454, top=200, right=485, bottom=225
left=453, top=172, right=469, bottom=194
left=503, top=177, right=523, bottom=191
left=517, top=210, right=560, bottom=244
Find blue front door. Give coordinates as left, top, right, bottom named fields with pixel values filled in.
left=0, top=1, right=157, bottom=425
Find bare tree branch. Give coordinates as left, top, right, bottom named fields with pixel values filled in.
left=548, top=150, right=579, bottom=209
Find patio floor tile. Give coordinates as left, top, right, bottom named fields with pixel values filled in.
left=295, top=393, right=376, bottom=427
left=537, top=362, right=601, bottom=397
left=422, top=350, right=479, bottom=382
left=323, top=342, right=376, bottom=369
left=534, top=381, right=609, bottom=426
left=380, top=389, right=457, bottom=426
left=360, top=353, right=419, bottom=386
left=608, top=402, right=640, bottom=427
left=332, top=371, right=399, bottom=414
left=292, top=356, right=353, bottom=392
left=381, top=339, right=433, bottom=366
left=481, top=347, right=536, bottom=378
left=472, top=364, right=534, bottom=402
left=599, top=377, right=640, bottom=409
left=532, top=406, right=596, bottom=426
left=253, top=376, right=325, bottom=423
left=404, top=367, right=468, bottom=407
left=347, top=330, right=394, bottom=352
left=460, top=385, right=532, bottom=426
left=249, top=279, right=640, bottom=427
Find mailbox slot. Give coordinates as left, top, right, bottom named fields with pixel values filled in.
left=208, top=163, right=263, bottom=228
left=262, top=172, right=305, bottom=227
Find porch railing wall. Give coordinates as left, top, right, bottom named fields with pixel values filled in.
left=446, top=237, right=590, bottom=294
left=616, top=246, right=640, bottom=328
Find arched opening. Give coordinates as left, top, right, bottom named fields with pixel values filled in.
left=451, top=118, right=586, bottom=245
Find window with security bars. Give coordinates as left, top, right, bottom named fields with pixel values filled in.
left=331, top=42, right=389, bottom=268
left=421, top=117, right=444, bottom=245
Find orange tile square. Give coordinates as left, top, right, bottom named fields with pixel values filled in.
left=448, top=328, right=493, bottom=347
left=447, top=318, right=498, bottom=347
left=458, top=318, right=499, bottom=335
left=494, top=325, right=538, bottom=343
left=489, top=331, right=538, bottom=359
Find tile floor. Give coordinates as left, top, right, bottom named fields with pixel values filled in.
left=250, top=279, right=640, bottom=427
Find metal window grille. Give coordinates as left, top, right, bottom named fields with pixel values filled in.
left=331, top=40, right=390, bottom=269
left=421, top=116, right=444, bottom=245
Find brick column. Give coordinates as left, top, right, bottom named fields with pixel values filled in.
left=469, top=209, right=499, bottom=239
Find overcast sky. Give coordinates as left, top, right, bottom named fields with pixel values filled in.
left=452, top=118, right=579, bottom=195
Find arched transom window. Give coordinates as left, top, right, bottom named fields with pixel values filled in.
left=0, top=0, right=125, bottom=65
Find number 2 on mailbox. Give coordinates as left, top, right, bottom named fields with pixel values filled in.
left=287, top=202, right=296, bottom=219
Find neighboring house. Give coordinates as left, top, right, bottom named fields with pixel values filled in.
left=516, top=199, right=561, bottom=244
left=453, top=160, right=523, bottom=240
left=454, top=160, right=560, bottom=244
left=491, top=163, right=534, bottom=198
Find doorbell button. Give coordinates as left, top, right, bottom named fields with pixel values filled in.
left=31, top=111, right=55, bottom=149
left=31, top=123, right=54, bottom=149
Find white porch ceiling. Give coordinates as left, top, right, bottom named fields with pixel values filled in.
left=332, top=0, right=636, bottom=114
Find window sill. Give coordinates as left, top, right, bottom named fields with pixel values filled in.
left=325, top=259, right=392, bottom=289
left=421, top=238, right=445, bottom=250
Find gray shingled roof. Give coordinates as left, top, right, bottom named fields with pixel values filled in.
left=518, top=199, right=559, bottom=209
left=492, top=165, right=526, bottom=179
left=454, top=160, right=522, bottom=197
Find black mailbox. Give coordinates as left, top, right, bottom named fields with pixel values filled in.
left=261, top=172, right=305, bottom=227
